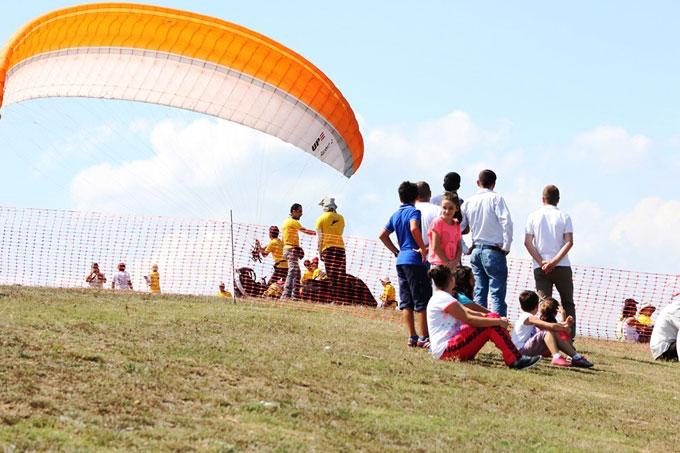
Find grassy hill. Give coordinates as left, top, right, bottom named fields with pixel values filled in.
left=0, top=286, right=678, bottom=451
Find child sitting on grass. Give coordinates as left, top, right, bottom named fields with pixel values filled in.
left=426, top=265, right=541, bottom=370
left=512, top=290, right=593, bottom=368
left=538, top=295, right=570, bottom=342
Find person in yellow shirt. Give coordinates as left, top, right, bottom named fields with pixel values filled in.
left=282, top=203, right=316, bottom=299
left=301, top=257, right=326, bottom=284
left=144, top=264, right=161, bottom=294
left=217, top=282, right=233, bottom=299
left=316, top=197, right=347, bottom=301
left=379, top=276, right=397, bottom=308
left=256, top=226, right=288, bottom=285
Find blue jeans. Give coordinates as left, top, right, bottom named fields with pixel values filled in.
left=470, top=247, right=508, bottom=316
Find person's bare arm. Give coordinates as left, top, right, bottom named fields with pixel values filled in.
left=379, top=229, right=399, bottom=258
left=446, top=303, right=509, bottom=328
left=316, top=229, right=323, bottom=253
left=300, top=227, right=316, bottom=235
left=527, top=315, right=570, bottom=333
left=410, top=219, right=428, bottom=262
left=431, top=231, right=449, bottom=265
left=524, top=233, right=546, bottom=267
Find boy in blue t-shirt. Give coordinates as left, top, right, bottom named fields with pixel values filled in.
left=379, top=181, right=432, bottom=348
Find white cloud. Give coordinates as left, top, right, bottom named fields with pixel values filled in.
left=572, top=125, right=651, bottom=166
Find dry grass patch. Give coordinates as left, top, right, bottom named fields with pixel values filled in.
left=0, top=286, right=678, bottom=451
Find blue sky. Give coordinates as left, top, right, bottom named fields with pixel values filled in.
left=1, top=1, right=679, bottom=273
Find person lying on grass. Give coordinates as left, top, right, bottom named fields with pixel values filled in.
left=512, top=290, right=593, bottom=368
left=426, top=264, right=541, bottom=370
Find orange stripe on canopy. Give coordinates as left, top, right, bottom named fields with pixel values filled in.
left=0, top=3, right=363, bottom=174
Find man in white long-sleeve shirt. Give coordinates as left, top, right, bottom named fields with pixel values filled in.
left=460, top=169, right=513, bottom=316
left=650, top=297, right=680, bottom=361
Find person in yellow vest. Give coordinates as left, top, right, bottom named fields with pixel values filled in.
left=379, top=276, right=397, bottom=308
left=217, top=282, right=233, bottom=299
left=144, top=264, right=161, bottom=294
left=282, top=203, right=316, bottom=299
left=301, top=257, right=326, bottom=284
left=256, top=225, right=288, bottom=285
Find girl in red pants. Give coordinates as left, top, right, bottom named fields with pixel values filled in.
left=426, top=265, right=541, bottom=370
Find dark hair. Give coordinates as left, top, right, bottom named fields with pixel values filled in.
left=519, top=290, right=540, bottom=312
left=539, top=297, right=560, bottom=323
left=543, top=185, right=560, bottom=205
left=269, top=225, right=280, bottom=238
left=398, top=181, right=418, bottom=204
left=428, top=264, right=452, bottom=289
left=454, top=265, right=474, bottom=299
left=443, top=172, right=461, bottom=191
left=416, top=181, right=431, bottom=200
left=621, top=298, right=638, bottom=319
left=290, top=203, right=302, bottom=214
left=478, top=169, right=497, bottom=189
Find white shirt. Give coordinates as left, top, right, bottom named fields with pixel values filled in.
left=512, top=311, right=538, bottom=349
left=460, top=189, right=513, bottom=252
left=112, top=271, right=132, bottom=290
left=415, top=201, right=441, bottom=246
left=650, top=302, right=680, bottom=359
left=426, top=289, right=463, bottom=359
left=525, top=204, right=573, bottom=269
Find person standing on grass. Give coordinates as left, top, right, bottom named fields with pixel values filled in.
left=460, top=169, right=513, bottom=316
left=111, top=262, right=133, bottom=290
left=650, top=296, right=680, bottom=361
left=85, top=262, right=106, bottom=289
left=427, top=191, right=462, bottom=271
left=379, top=181, right=431, bottom=348
left=315, top=197, right=347, bottom=300
left=281, top=203, right=316, bottom=299
left=426, top=265, right=540, bottom=370
left=256, top=226, right=288, bottom=285
left=415, top=181, right=441, bottom=253
left=144, top=264, right=160, bottom=294
left=524, top=184, right=577, bottom=338
left=512, top=291, right=593, bottom=368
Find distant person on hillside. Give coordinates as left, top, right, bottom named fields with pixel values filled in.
left=282, top=203, right=316, bottom=299
left=650, top=298, right=680, bottom=361
left=512, top=291, right=593, bottom=368
left=427, top=191, right=462, bottom=271
left=616, top=298, right=645, bottom=342
left=256, top=226, right=288, bottom=286
left=431, top=172, right=464, bottom=207
left=111, top=262, right=133, bottom=290
left=461, top=169, right=513, bottom=316
left=379, top=181, right=431, bottom=348
left=378, top=276, right=397, bottom=308
left=144, top=264, right=161, bottom=294
left=415, top=181, right=441, bottom=253
left=217, top=282, right=232, bottom=299
left=85, top=262, right=106, bottom=289
left=426, top=265, right=540, bottom=370
left=524, top=185, right=576, bottom=338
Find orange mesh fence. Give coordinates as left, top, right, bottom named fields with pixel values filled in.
left=0, top=206, right=677, bottom=341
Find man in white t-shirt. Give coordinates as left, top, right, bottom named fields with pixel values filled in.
left=111, top=262, right=133, bottom=290
left=524, top=185, right=575, bottom=338
left=415, top=181, right=441, bottom=249
left=650, top=299, right=680, bottom=361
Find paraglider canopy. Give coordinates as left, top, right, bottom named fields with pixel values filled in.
left=0, top=3, right=363, bottom=177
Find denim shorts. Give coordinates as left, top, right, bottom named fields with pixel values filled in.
left=396, top=264, right=432, bottom=312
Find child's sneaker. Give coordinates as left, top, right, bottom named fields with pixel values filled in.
left=551, top=356, right=571, bottom=367
left=408, top=336, right=418, bottom=348
left=510, top=355, right=541, bottom=370
left=571, top=355, right=594, bottom=368
left=417, top=336, right=430, bottom=349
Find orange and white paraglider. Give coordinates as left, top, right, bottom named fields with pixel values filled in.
left=0, top=3, right=363, bottom=176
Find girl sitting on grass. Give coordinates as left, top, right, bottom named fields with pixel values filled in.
left=426, top=265, right=540, bottom=370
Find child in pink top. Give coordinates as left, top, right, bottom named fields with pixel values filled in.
left=428, top=191, right=462, bottom=269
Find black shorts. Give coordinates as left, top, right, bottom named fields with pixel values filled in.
left=396, top=264, right=432, bottom=312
